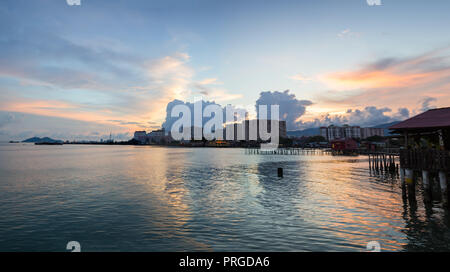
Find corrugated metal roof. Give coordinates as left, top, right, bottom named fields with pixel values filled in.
left=389, top=107, right=450, bottom=130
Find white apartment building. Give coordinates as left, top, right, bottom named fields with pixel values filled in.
left=320, top=125, right=384, bottom=141
left=133, top=128, right=167, bottom=144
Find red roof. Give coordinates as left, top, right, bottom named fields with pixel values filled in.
left=390, top=107, right=450, bottom=130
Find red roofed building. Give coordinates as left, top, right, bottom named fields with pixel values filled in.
left=390, top=108, right=450, bottom=204
left=330, top=138, right=358, bottom=151
left=390, top=107, right=450, bottom=150
left=390, top=107, right=450, bottom=130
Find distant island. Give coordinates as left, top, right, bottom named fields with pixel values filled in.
left=22, top=137, right=63, bottom=144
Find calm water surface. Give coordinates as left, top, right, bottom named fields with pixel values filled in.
left=1, top=143, right=450, bottom=252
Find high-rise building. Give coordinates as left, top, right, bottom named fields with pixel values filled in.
left=133, top=131, right=147, bottom=142
left=360, top=127, right=384, bottom=139
left=133, top=128, right=167, bottom=144
left=320, top=125, right=384, bottom=141
left=243, top=119, right=287, bottom=141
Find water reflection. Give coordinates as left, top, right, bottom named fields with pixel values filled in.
left=1, top=144, right=450, bottom=251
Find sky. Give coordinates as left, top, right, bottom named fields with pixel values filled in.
left=1, top=0, right=450, bottom=141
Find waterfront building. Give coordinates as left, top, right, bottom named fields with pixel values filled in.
left=389, top=107, right=450, bottom=206
left=133, top=128, right=167, bottom=144
left=343, top=125, right=362, bottom=139
left=185, top=119, right=287, bottom=142
left=133, top=131, right=147, bottom=143
left=147, top=128, right=166, bottom=144
left=360, top=127, right=384, bottom=139
left=243, top=119, right=287, bottom=141
left=330, top=138, right=358, bottom=151
left=390, top=107, right=450, bottom=150
left=320, top=125, right=384, bottom=141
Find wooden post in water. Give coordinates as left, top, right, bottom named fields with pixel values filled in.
left=278, top=168, right=283, bottom=178
left=379, top=154, right=382, bottom=171
left=422, top=170, right=431, bottom=203
left=389, top=154, right=392, bottom=172
left=405, top=169, right=415, bottom=202
left=400, top=168, right=406, bottom=197
left=374, top=154, right=378, bottom=171
left=380, top=154, right=384, bottom=172
left=439, top=171, right=448, bottom=206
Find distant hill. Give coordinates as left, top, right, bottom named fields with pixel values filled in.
left=371, top=121, right=401, bottom=136
left=287, top=127, right=320, bottom=137
left=22, top=137, right=63, bottom=143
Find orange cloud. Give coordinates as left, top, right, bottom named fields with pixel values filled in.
left=324, top=70, right=436, bottom=90
left=316, top=48, right=450, bottom=113
left=0, top=99, right=142, bottom=132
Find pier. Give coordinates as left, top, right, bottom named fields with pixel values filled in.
left=245, top=148, right=332, bottom=155
left=389, top=107, right=450, bottom=207
left=398, top=149, right=450, bottom=205
left=367, top=149, right=399, bottom=174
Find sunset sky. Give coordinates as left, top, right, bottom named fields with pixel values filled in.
left=1, top=0, right=450, bottom=141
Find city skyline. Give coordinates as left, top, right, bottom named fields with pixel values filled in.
left=1, top=0, right=450, bottom=141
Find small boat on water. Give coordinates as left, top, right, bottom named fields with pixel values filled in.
left=35, top=142, right=64, bottom=145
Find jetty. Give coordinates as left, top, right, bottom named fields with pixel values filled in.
left=245, top=148, right=332, bottom=156
left=390, top=107, right=450, bottom=206
left=367, top=149, right=400, bottom=173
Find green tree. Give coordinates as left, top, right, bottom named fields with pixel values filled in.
left=365, top=135, right=385, bottom=142
left=307, top=135, right=326, bottom=143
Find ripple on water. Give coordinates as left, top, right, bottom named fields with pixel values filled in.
left=1, top=145, right=450, bottom=251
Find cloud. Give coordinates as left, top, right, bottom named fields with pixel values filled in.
left=0, top=111, right=130, bottom=142
left=337, top=29, right=360, bottom=39
left=397, top=107, right=410, bottom=119
left=319, top=47, right=450, bottom=109
left=298, top=106, right=409, bottom=129
left=197, top=78, right=222, bottom=85
left=190, top=78, right=242, bottom=103
left=0, top=26, right=139, bottom=91
left=255, top=90, right=313, bottom=130
left=162, top=99, right=228, bottom=132
left=0, top=112, right=16, bottom=129
left=289, top=73, right=313, bottom=82
left=420, top=96, right=437, bottom=112
left=0, top=7, right=241, bottom=138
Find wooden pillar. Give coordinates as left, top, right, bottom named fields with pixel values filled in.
left=400, top=168, right=407, bottom=200
left=438, top=129, right=445, bottom=150
left=379, top=154, right=382, bottom=171
left=439, top=171, right=448, bottom=206
left=404, top=133, right=408, bottom=148
left=380, top=154, right=384, bottom=172
left=278, top=167, right=283, bottom=178
left=422, top=170, right=431, bottom=203
left=390, top=155, right=395, bottom=172
left=405, top=169, right=415, bottom=202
